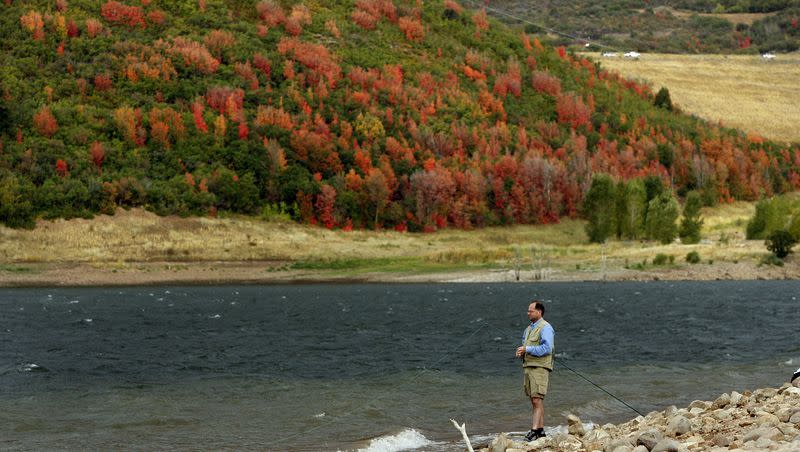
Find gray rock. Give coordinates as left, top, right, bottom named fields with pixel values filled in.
left=743, top=426, right=783, bottom=442
left=687, top=407, right=704, bottom=418
left=790, top=411, right=800, bottom=425
left=712, top=392, right=730, bottom=409
left=754, top=387, right=778, bottom=401
left=730, top=391, right=743, bottom=406
left=632, top=446, right=648, bottom=452
left=712, top=433, right=732, bottom=447
left=793, top=377, right=800, bottom=388
left=636, top=429, right=662, bottom=450
left=785, top=386, right=800, bottom=396
left=756, top=412, right=781, bottom=427
left=651, top=439, right=680, bottom=452
left=776, top=407, right=800, bottom=423
left=713, top=408, right=732, bottom=421
left=778, top=424, right=798, bottom=436
left=604, top=438, right=633, bottom=452
left=689, top=400, right=709, bottom=410
left=664, top=405, right=678, bottom=417
left=567, top=414, right=586, bottom=436
left=489, top=433, right=510, bottom=452
left=584, top=428, right=611, bottom=444
left=754, top=436, right=775, bottom=449
left=666, top=415, right=691, bottom=437
left=611, top=447, right=632, bottom=452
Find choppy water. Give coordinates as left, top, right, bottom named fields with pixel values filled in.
left=1, top=281, right=798, bottom=451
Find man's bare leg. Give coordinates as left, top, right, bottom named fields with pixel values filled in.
left=531, top=396, right=544, bottom=430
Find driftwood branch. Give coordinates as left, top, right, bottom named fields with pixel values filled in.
left=450, top=418, right=474, bottom=452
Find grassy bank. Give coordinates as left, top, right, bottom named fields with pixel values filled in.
left=585, top=52, right=800, bottom=144
left=2, top=198, right=795, bottom=285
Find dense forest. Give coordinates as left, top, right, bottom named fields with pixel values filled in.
left=0, top=0, right=799, bottom=231
left=491, top=0, right=800, bottom=53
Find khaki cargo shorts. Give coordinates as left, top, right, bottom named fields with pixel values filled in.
left=523, top=366, right=550, bottom=399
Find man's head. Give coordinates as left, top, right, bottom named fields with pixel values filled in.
left=527, top=301, right=544, bottom=322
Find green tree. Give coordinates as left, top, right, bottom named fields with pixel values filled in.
left=646, top=191, right=680, bottom=244
left=642, top=175, right=665, bottom=227
left=583, top=173, right=617, bottom=243
left=765, top=229, right=797, bottom=258
left=679, top=190, right=704, bottom=244
left=0, top=170, right=35, bottom=228
left=746, top=198, right=784, bottom=239
left=616, top=178, right=646, bottom=239
left=788, top=211, right=800, bottom=241
left=654, top=87, right=673, bottom=111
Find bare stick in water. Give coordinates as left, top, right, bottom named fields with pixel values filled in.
left=450, top=419, right=474, bottom=452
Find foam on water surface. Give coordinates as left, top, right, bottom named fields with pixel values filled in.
left=357, top=428, right=436, bottom=452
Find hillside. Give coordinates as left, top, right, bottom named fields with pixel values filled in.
left=490, top=0, right=800, bottom=53
left=582, top=52, right=800, bottom=144
left=1, top=0, right=799, bottom=231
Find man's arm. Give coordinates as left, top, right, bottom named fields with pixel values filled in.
left=525, top=324, right=554, bottom=356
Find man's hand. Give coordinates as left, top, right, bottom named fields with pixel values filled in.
left=515, top=346, right=526, bottom=358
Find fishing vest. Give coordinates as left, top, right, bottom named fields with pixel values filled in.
left=523, top=319, right=554, bottom=370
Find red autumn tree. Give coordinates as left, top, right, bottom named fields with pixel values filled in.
left=315, top=184, right=337, bottom=229
left=94, top=73, right=113, bottom=92
left=531, top=70, right=562, bottom=97
left=205, top=86, right=244, bottom=118
left=398, top=16, right=424, bottom=42
left=147, top=9, right=166, bottom=25
left=256, top=0, right=286, bottom=27
left=277, top=37, right=342, bottom=88
left=56, top=159, right=68, bottom=177
left=444, top=0, right=462, bottom=15
left=85, top=19, right=104, bottom=38
left=20, top=11, right=45, bottom=41
left=160, top=37, right=220, bottom=74
left=90, top=141, right=105, bottom=170
left=101, top=1, right=146, bottom=28
left=237, top=120, right=249, bottom=140
left=235, top=61, right=259, bottom=91
left=472, top=9, right=489, bottom=37
left=556, top=93, right=592, bottom=129
left=33, top=106, right=58, bottom=137
left=192, top=99, right=209, bottom=133
left=204, top=29, right=235, bottom=59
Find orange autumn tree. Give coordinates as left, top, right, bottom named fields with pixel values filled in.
left=33, top=106, right=58, bottom=137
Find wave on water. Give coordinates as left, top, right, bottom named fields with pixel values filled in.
left=357, top=428, right=436, bottom=452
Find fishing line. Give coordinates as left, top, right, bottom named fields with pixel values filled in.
left=554, top=358, right=645, bottom=417
left=271, top=320, right=490, bottom=447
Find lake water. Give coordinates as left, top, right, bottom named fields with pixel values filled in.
left=1, top=281, right=798, bottom=451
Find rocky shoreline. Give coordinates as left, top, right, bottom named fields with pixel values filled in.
left=483, top=378, right=800, bottom=452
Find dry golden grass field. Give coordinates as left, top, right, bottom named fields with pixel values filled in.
left=1, top=199, right=798, bottom=285
left=662, top=8, right=774, bottom=25
left=586, top=52, right=800, bottom=144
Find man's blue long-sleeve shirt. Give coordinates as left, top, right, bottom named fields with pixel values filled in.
left=522, top=319, right=554, bottom=356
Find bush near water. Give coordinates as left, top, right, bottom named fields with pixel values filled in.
left=1, top=1, right=799, bottom=232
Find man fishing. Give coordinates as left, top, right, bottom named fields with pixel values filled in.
left=515, top=300, right=554, bottom=442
